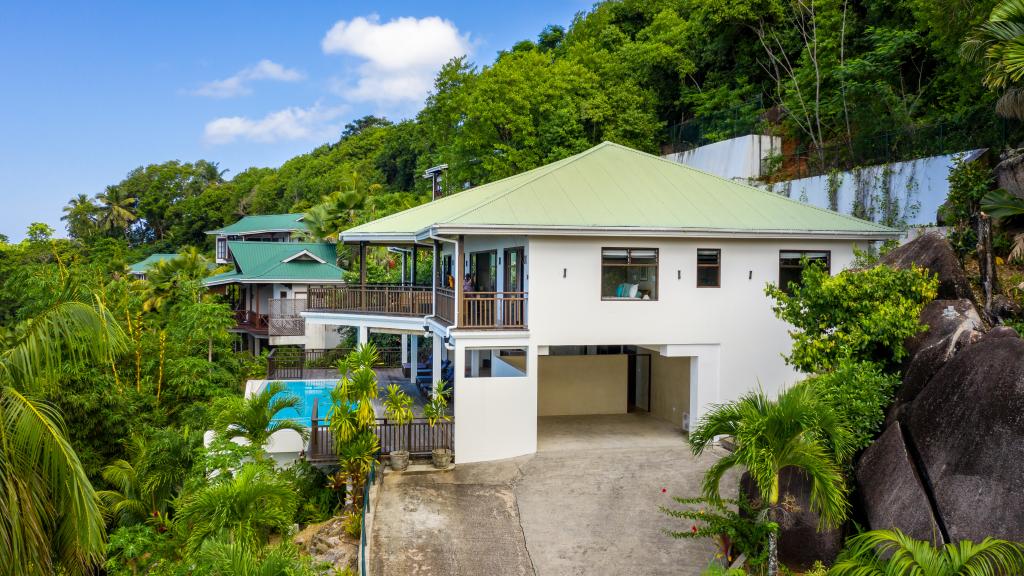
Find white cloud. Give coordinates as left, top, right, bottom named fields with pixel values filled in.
left=321, top=15, right=471, bottom=105
left=203, top=104, right=347, bottom=145
left=194, top=59, right=304, bottom=98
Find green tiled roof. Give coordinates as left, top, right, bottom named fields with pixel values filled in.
left=343, top=142, right=898, bottom=240
left=207, top=213, right=308, bottom=236
left=128, top=253, right=178, bottom=273
left=203, top=242, right=345, bottom=285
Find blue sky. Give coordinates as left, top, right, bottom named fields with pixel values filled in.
left=0, top=1, right=592, bottom=241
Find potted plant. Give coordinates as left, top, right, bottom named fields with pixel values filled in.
left=422, top=380, right=452, bottom=468
left=382, top=383, right=414, bottom=471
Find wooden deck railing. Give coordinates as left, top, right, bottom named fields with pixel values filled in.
left=307, top=285, right=433, bottom=317
left=436, top=287, right=455, bottom=325
left=266, top=346, right=402, bottom=379
left=462, top=291, right=527, bottom=329
left=268, top=298, right=307, bottom=337
left=306, top=398, right=453, bottom=464
left=233, top=309, right=269, bottom=334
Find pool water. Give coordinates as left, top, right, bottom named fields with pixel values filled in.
left=269, top=380, right=340, bottom=423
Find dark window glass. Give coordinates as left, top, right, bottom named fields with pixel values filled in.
left=601, top=248, right=658, bottom=300
left=779, top=251, right=830, bottom=294
left=696, top=249, right=721, bottom=287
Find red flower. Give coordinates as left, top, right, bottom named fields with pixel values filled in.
left=661, top=488, right=667, bottom=493
left=691, top=525, right=698, bottom=533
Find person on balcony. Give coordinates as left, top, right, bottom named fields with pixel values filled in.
left=463, top=273, right=475, bottom=294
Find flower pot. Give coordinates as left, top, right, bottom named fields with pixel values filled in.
left=389, top=450, right=410, bottom=471
left=431, top=448, right=452, bottom=469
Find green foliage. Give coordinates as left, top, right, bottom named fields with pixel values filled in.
left=662, top=495, right=772, bottom=568
left=942, top=156, right=994, bottom=259
left=280, top=460, right=338, bottom=525
left=802, top=360, right=900, bottom=455
left=423, top=380, right=452, bottom=429
left=766, top=263, right=937, bottom=373
left=212, top=380, right=309, bottom=450
left=831, top=529, right=1024, bottom=576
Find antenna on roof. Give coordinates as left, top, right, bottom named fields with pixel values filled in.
left=423, top=164, right=448, bottom=201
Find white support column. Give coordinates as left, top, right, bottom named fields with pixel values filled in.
left=469, top=349, right=481, bottom=377
left=401, top=334, right=409, bottom=364
left=357, top=325, right=368, bottom=346
left=432, top=332, right=443, bottom=393
left=410, top=335, right=419, bottom=385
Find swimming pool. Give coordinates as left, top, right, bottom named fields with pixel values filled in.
left=269, top=380, right=339, bottom=423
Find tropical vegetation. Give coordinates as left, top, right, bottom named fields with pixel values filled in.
left=830, top=529, right=1024, bottom=576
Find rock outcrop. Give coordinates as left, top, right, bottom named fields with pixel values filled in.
left=879, top=232, right=974, bottom=301
left=856, top=232, right=1024, bottom=547
left=905, top=336, right=1024, bottom=542
left=855, top=423, right=944, bottom=545
left=293, top=517, right=359, bottom=572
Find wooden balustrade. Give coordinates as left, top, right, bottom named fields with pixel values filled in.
left=307, top=285, right=433, bottom=317
left=233, top=309, right=269, bottom=333
left=306, top=398, right=453, bottom=464
left=461, top=291, right=527, bottom=329
left=267, top=346, right=403, bottom=379
left=435, top=288, right=455, bottom=325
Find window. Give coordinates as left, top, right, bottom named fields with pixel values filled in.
left=216, top=236, right=228, bottom=261
left=779, top=250, right=830, bottom=293
left=601, top=248, right=658, bottom=300
left=464, top=347, right=528, bottom=378
left=696, top=249, right=721, bottom=287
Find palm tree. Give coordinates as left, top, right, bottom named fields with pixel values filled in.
left=688, top=383, right=854, bottom=576
left=97, top=429, right=200, bottom=527
left=194, top=540, right=314, bottom=576
left=329, top=343, right=381, bottom=510
left=0, top=282, right=125, bottom=575
left=142, top=248, right=222, bottom=312
left=61, top=193, right=99, bottom=239
left=981, top=189, right=1024, bottom=262
left=830, top=529, right=1024, bottom=576
left=174, top=464, right=297, bottom=557
left=95, top=185, right=138, bottom=235
left=962, top=0, right=1024, bottom=119
left=212, top=381, right=309, bottom=450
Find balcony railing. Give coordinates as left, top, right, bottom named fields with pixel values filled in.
left=267, top=346, right=403, bottom=379
left=462, top=291, right=527, bottom=329
left=269, top=298, right=307, bottom=337
left=233, top=309, right=268, bottom=334
left=307, top=285, right=433, bottom=317
left=306, top=397, right=453, bottom=464
left=304, top=286, right=527, bottom=329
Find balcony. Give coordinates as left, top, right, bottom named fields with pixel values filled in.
left=307, top=285, right=433, bottom=317
left=233, top=309, right=268, bottom=334
left=269, top=298, right=306, bottom=337
left=306, top=285, right=527, bottom=330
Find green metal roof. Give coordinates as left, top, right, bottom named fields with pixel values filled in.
left=207, top=213, right=308, bottom=236
left=128, top=253, right=178, bottom=274
left=343, top=142, right=898, bottom=240
left=203, top=242, right=345, bottom=285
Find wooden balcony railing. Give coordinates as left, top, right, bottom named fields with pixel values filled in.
left=462, top=291, right=527, bottom=329
left=436, top=288, right=455, bottom=325
left=233, top=309, right=269, bottom=334
left=307, top=285, right=433, bottom=317
left=306, top=397, right=453, bottom=464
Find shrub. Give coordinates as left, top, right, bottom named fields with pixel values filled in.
left=802, top=360, right=900, bottom=454
left=766, top=263, right=937, bottom=373
left=662, top=495, right=773, bottom=570
left=940, top=155, right=992, bottom=261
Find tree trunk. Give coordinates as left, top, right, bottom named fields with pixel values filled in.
left=767, top=530, right=779, bottom=576
left=978, top=212, right=1000, bottom=320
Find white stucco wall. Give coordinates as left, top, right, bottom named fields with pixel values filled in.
left=663, top=134, right=780, bottom=180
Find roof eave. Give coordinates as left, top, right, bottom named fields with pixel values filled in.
left=204, top=277, right=347, bottom=286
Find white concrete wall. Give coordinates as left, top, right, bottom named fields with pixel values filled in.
left=453, top=336, right=536, bottom=463
left=649, top=354, right=690, bottom=428
left=758, top=151, right=977, bottom=227
left=526, top=236, right=864, bottom=428
left=664, top=134, right=780, bottom=180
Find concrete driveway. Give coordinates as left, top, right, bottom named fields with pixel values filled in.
left=370, top=414, right=736, bottom=575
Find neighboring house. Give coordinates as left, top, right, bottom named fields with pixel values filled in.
left=208, top=213, right=309, bottom=264
left=301, top=142, right=899, bottom=464
left=204, top=214, right=345, bottom=353
left=127, top=253, right=178, bottom=280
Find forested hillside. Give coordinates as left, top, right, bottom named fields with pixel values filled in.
left=55, top=0, right=1004, bottom=255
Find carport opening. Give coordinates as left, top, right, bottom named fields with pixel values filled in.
left=536, top=346, right=691, bottom=451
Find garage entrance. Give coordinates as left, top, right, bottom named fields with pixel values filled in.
left=536, top=346, right=691, bottom=451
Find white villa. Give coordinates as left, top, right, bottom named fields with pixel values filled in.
left=298, top=141, right=898, bottom=464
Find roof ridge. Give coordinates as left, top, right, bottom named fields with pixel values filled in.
left=440, top=143, right=610, bottom=225
left=608, top=141, right=895, bottom=232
